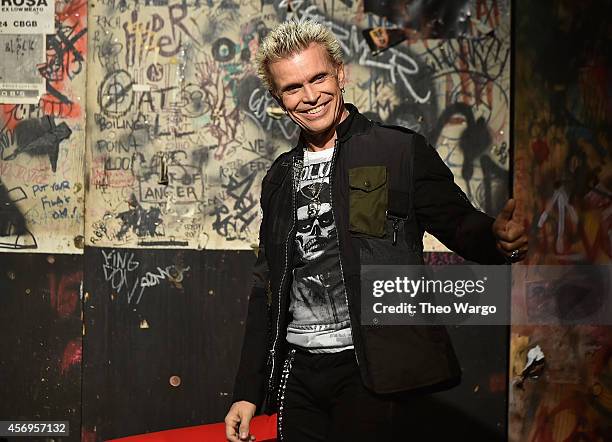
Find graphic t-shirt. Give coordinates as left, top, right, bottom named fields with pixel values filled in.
left=286, top=147, right=354, bottom=353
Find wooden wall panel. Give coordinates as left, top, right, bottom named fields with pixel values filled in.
left=0, top=253, right=82, bottom=442
left=82, top=248, right=254, bottom=440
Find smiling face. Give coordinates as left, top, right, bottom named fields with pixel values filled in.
left=268, top=43, right=346, bottom=147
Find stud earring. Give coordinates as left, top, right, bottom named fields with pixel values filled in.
left=341, top=87, right=345, bottom=94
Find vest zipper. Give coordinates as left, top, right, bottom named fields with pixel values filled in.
left=267, top=154, right=301, bottom=399
left=329, top=138, right=361, bottom=368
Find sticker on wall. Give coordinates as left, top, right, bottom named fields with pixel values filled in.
left=0, top=0, right=55, bottom=104
left=0, top=34, right=46, bottom=104
left=0, top=0, right=56, bottom=35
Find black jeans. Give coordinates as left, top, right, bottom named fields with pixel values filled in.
left=277, top=346, right=418, bottom=442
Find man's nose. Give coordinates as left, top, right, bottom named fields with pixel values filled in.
left=302, top=83, right=319, bottom=104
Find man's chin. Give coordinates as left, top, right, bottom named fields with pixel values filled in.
left=298, top=122, right=334, bottom=138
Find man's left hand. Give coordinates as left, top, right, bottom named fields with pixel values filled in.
left=492, top=198, right=528, bottom=263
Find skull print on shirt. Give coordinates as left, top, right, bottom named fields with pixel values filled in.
left=287, top=147, right=353, bottom=353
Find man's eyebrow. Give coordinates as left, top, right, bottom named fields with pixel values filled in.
left=280, top=81, right=303, bottom=92
left=279, top=71, right=331, bottom=93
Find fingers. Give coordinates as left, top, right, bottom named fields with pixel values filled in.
left=238, top=413, right=253, bottom=441
left=225, top=419, right=255, bottom=442
left=494, top=221, right=525, bottom=242
left=498, top=198, right=516, bottom=221
left=225, top=413, right=241, bottom=442
left=225, top=401, right=257, bottom=442
left=495, top=212, right=528, bottom=261
left=496, top=237, right=528, bottom=253
left=492, top=199, right=521, bottom=241
left=496, top=231, right=528, bottom=262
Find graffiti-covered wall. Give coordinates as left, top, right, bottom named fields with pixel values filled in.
left=510, top=0, right=612, bottom=440
left=85, top=0, right=510, bottom=251
left=1, top=0, right=512, bottom=279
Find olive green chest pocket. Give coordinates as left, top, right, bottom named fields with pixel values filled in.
left=348, top=166, right=388, bottom=237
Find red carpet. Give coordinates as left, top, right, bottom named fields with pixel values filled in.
left=107, top=414, right=277, bottom=442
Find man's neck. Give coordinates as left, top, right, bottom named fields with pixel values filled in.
left=304, top=106, right=349, bottom=152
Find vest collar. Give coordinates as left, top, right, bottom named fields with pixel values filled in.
left=294, top=103, right=371, bottom=153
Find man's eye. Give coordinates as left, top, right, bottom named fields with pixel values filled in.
left=313, top=75, right=326, bottom=83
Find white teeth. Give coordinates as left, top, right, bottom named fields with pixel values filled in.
left=306, top=104, right=324, bottom=114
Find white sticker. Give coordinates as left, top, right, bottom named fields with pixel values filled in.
left=0, top=0, right=55, bottom=35
left=0, top=34, right=46, bottom=103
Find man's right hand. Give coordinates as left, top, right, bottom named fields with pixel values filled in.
left=225, top=401, right=257, bottom=442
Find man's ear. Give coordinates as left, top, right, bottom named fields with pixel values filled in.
left=337, top=63, right=346, bottom=89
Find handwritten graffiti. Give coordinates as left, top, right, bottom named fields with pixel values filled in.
left=140, top=264, right=190, bottom=288
left=98, top=70, right=135, bottom=117
left=211, top=170, right=258, bottom=240
left=424, top=33, right=510, bottom=111
left=101, top=249, right=147, bottom=303
left=426, top=33, right=509, bottom=82
left=96, top=34, right=123, bottom=72
left=42, top=23, right=87, bottom=83
left=122, top=3, right=202, bottom=67
left=31, top=179, right=80, bottom=221
left=38, top=10, right=88, bottom=112
left=3, top=36, right=38, bottom=58
left=102, top=249, right=140, bottom=292
left=139, top=165, right=203, bottom=204
left=101, top=249, right=190, bottom=303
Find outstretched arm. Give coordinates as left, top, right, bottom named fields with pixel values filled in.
left=412, top=134, right=525, bottom=263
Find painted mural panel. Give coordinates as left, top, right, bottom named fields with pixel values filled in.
left=0, top=0, right=88, bottom=253
left=510, top=0, right=612, bottom=440
left=85, top=0, right=510, bottom=251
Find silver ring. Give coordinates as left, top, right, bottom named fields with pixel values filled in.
left=510, top=250, right=520, bottom=260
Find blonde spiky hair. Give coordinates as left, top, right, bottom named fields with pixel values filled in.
left=256, top=20, right=344, bottom=93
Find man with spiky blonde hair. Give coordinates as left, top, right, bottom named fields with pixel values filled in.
left=225, top=20, right=527, bottom=442
left=255, top=20, right=344, bottom=92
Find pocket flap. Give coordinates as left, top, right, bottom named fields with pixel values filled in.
left=349, top=166, right=387, bottom=192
